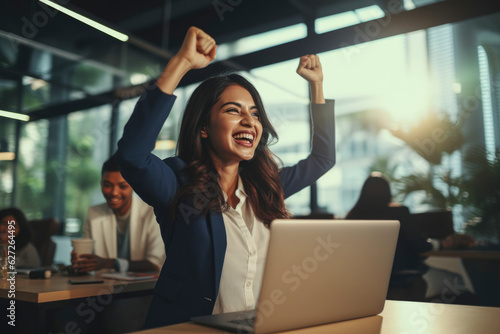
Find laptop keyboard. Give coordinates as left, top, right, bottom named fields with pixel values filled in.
left=228, top=315, right=256, bottom=328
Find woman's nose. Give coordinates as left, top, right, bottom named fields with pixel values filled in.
left=111, top=186, right=120, bottom=195
left=241, top=111, right=255, bottom=126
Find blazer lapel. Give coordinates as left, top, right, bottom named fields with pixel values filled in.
left=128, top=196, right=142, bottom=261
left=209, top=212, right=226, bottom=298
left=102, top=207, right=117, bottom=258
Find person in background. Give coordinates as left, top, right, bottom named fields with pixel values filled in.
left=0, top=207, right=41, bottom=268
left=346, top=172, right=476, bottom=300
left=116, top=26, right=336, bottom=328
left=71, top=155, right=165, bottom=273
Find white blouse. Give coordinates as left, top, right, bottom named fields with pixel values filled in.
left=212, top=176, right=271, bottom=314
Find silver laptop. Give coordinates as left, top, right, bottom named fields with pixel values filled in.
left=192, top=219, right=400, bottom=333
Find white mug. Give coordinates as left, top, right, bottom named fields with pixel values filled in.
left=71, top=238, right=94, bottom=259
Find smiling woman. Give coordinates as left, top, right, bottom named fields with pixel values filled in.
left=100, top=170, right=133, bottom=217
left=202, top=85, right=262, bottom=163
left=172, top=73, right=285, bottom=222
left=116, top=26, right=336, bottom=328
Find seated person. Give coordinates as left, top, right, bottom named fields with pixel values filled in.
left=0, top=207, right=41, bottom=268
left=72, top=155, right=165, bottom=273
left=345, top=172, right=475, bottom=300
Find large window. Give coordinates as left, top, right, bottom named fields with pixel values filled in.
left=15, top=119, right=49, bottom=220
left=64, top=106, right=111, bottom=232
left=2, top=11, right=500, bottom=242
left=249, top=61, right=311, bottom=214
left=315, top=32, right=430, bottom=217
left=0, top=79, right=19, bottom=209
left=0, top=118, right=18, bottom=209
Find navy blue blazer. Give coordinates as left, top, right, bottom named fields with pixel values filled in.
left=116, top=84, right=336, bottom=328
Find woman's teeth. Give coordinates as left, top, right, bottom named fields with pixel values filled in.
left=233, top=133, right=254, bottom=142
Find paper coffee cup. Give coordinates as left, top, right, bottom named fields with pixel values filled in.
left=72, top=238, right=94, bottom=258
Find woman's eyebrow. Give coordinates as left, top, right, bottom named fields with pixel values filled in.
left=220, top=101, right=258, bottom=109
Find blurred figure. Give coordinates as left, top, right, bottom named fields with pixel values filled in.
left=71, top=155, right=165, bottom=273
left=0, top=207, right=41, bottom=268
left=346, top=172, right=475, bottom=301
left=66, top=155, right=167, bottom=333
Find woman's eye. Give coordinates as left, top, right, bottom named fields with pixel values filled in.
left=252, top=113, right=260, bottom=119
left=226, top=108, right=239, bottom=113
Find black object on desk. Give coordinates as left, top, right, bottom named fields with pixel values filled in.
left=17, top=268, right=52, bottom=279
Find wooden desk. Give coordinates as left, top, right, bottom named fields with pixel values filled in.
left=0, top=273, right=157, bottom=303
left=0, top=274, right=157, bottom=333
left=131, top=300, right=500, bottom=334
left=422, top=250, right=500, bottom=259
left=422, top=249, right=500, bottom=307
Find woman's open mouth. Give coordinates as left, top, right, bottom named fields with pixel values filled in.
left=233, top=132, right=255, bottom=147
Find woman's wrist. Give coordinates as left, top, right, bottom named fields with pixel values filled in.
left=309, top=81, right=325, bottom=104
left=156, top=55, right=193, bottom=95
left=113, top=259, right=120, bottom=271
left=113, top=258, right=130, bottom=273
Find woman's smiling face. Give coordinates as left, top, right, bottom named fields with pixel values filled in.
left=101, top=171, right=133, bottom=216
left=202, top=84, right=263, bottom=166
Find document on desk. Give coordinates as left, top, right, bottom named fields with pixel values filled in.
left=101, top=272, right=157, bottom=281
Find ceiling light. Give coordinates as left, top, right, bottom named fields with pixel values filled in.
left=31, top=79, right=48, bottom=91
left=217, top=24, right=308, bottom=61
left=355, top=5, right=385, bottom=22
left=403, top=0, right=416, bottom=10
left=315, top=12, right=360, bottom=34
left=0, top=152, right=15, bottom=161
left=130, top=73, right=149, bottom=85
left=0, top=110, right=30, bottom=122
left=155, top=140, right=176, bottom=151
left=39, top=0, right=129, bottom=42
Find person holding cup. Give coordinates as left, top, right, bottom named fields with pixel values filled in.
left=71, top=155, right=165, bottom=273
left=71, top=238, right=94, bottom=262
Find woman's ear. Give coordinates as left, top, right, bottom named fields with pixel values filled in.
left=201, top=126, right=208, bottom=138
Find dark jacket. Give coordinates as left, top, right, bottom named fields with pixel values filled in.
left=117, top=85, right=336, bottom=328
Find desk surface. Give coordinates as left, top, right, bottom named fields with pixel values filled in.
left=0, top=273, right=156, bottom=303
left=422, top=250, right=500, bottom=259
left=131, top=300, right=500, bottom=334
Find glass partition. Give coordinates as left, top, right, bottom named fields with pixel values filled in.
left=2, top=10, right=499, bottom=241
left=14, top=119, right=49, bottom=219
left=64, top=106, right=111, bottom=232
left=249, top=61, right=311, bottom=214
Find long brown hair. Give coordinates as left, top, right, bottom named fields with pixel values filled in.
left=172, top=74, right=289, bottom=226
left=0, top=207, right=33, bottom=249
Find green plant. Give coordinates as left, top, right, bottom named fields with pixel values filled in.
left=382, top=109, right=499, bottom=243
left=383, top=112, right=464, bottom=208
left=390, top=112, right=464, bottom=165
left=460, top=148, right=500, bottom=243
left=65, top=133, right=100, bottom=226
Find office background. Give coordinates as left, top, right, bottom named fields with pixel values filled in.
left=1, top=0, right=499, bottom=245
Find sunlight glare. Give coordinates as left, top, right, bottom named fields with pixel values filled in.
left=378, top=75, right=432, bottom=126
left=378, top=30, right=430, bottom=126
